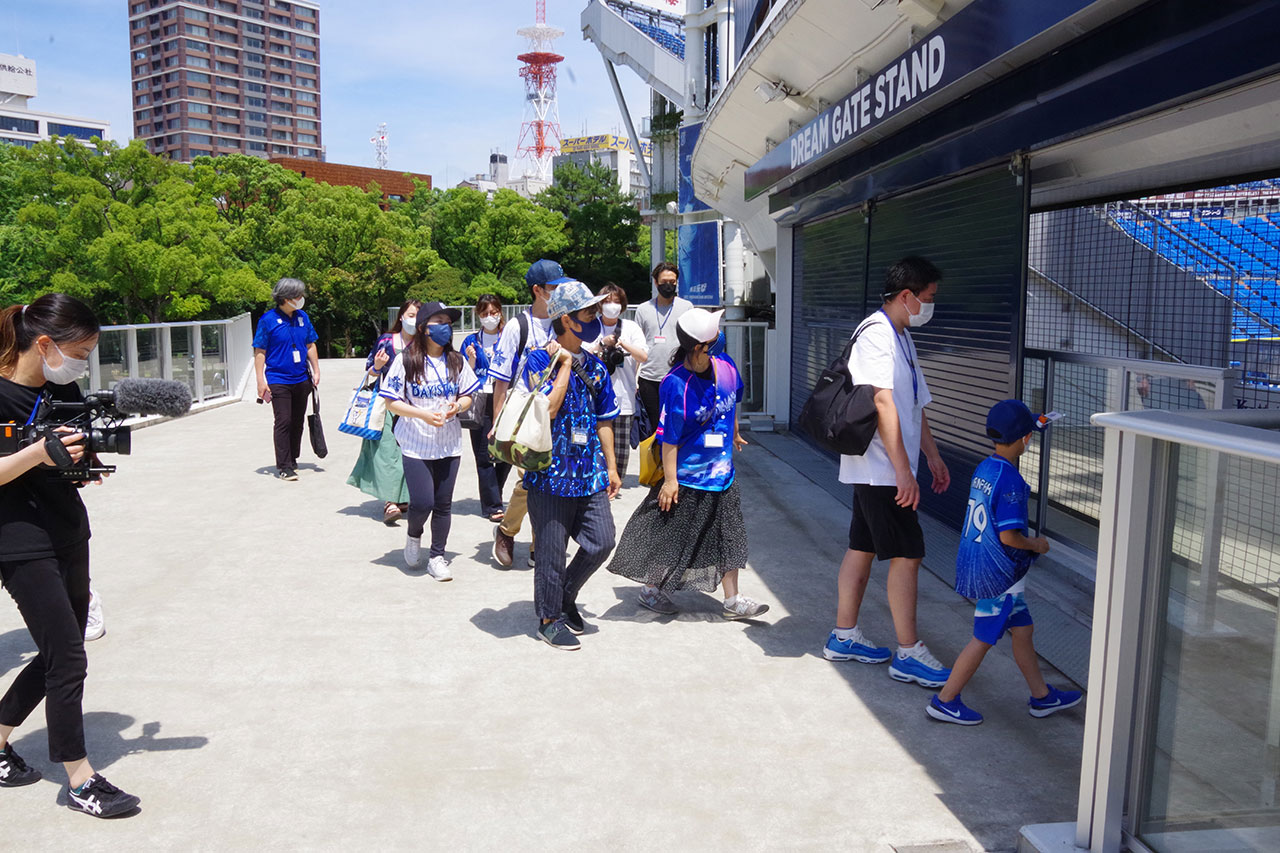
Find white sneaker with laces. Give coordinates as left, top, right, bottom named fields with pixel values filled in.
left=723, top=594, right=770, bottom=620
left=426, top=555, right=453, bottom=582
left=404, top=535, right=422, bottom=568
left=84, top=589, right=105, bottom=642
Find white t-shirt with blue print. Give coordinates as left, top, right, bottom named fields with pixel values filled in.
left=379, top=353, right=480, bottom=460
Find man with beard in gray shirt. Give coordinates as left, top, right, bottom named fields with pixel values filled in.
left=634, top=262, right=692, bottom=437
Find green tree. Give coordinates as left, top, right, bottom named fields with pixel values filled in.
left=537, top=160, right=645, bottom=295
left=427, top=187, right=566, bottom=285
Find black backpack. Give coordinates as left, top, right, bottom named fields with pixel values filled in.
left=797, top=321, right=879, bottom=456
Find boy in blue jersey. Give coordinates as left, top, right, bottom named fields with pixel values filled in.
left=926, top=400, right=1082, bottom=726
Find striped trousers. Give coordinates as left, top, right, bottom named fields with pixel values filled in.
left=526, top=487, right=616, bottom=621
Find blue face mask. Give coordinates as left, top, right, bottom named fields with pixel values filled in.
left=426, top=323, right=453, bottom=346
left=709, top=331, right=726, bottom=357
left=572, top=316, right=602, bottom=343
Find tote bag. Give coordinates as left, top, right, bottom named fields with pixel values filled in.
left=637, top=433, right=664, bottom=486
left=488, top=358, right=557, bottom=472
left=338, top=375, right=387, bottom=441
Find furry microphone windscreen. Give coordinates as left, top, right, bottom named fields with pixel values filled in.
left=111, top=379, right=194, bottom=418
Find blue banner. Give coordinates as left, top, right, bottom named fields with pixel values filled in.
left=679, top=122, right=712, bottom=214
left=678, top=222, right=721, bottom=306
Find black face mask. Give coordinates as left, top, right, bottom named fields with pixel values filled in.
left=657, top=283, right=677, bottom=299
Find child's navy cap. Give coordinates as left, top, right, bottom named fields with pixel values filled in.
left=986, top=399, right=1048, bottom=443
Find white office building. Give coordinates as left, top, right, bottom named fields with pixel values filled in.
left=0, top=54, right=112, bottom=149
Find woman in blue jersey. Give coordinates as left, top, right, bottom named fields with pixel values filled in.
left=607, top=308, right=770, bottom=620
left=379, top=301, right=480, bottom=581
left=347, top=299, right=421, bottom=524
left=461, top=294, right=511, bottom=523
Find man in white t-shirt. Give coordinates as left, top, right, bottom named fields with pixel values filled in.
left=634, top=262, right=692, bottom=438
left=821, top=257, right=954, bottom=689
left=487, top=258, right=567, bottom=568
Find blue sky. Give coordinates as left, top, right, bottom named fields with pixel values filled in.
left=4, top=0, right=674, bottom=186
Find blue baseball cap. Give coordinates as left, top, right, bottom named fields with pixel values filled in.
left=546, top=280, right=606, bottom=320
left=986, top=399, right=1048, bottom=443
left=525, top=259, right=572, bottom=289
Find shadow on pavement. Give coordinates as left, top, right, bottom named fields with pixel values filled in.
left=0, top=627, right=33, bottom=679
left=470, top=599, right=537, bottom=639
left=13, top=711, right=209, bottom=789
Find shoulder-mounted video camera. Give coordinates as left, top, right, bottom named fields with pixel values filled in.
left=0, top=379, right=192, bottom=480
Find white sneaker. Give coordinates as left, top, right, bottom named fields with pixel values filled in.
left=722, top=594, right=770, bottom=620
left=84, top=590, right=105, bottom=642
left=426, top=555, right=453, bottom=582
left=404, top=535, right=422, bottom=568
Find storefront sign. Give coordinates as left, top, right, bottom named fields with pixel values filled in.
left=744, top=0, right=1099, bottom=199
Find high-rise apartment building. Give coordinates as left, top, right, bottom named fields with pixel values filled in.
left=126, top=0, right=321, bottom=162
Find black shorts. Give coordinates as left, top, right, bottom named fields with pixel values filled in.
left=848, top=484, right=925, bottom=560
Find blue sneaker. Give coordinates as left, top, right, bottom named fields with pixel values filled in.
left=927, top=694, right=983, bottom=726
left=823, top=629, right=891, bottom=664
left=1028, top=684, right=1083, bottom=718
left=888, top=643, right=951, bottom=688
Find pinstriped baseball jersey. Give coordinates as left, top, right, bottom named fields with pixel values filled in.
left=379, top=352, right=481, bottom=460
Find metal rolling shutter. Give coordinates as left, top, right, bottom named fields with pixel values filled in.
left=789, top=209, right=868, bottom=441
left=866, top=168, right=1028, bottom=525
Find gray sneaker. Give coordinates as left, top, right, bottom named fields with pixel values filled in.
left=538, top=618, right=580, bottom=650
left=723, top=595, right=770, bottom=620
left=638, top=585, right=677, bottom=615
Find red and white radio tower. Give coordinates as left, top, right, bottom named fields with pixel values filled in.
left=515, top=0, right=564, bottom=183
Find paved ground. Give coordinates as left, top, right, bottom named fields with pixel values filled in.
left=1, top=358, right=1084, bottom=851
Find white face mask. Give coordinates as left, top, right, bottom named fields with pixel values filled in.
left=907, top=293, right=934, bottom=327
left=480, top=314, right=501, bottom=331
left=288, top=297, right=305, bottom=312
left=42, top=342, right=89, bottom=384
left=601, top=302, right=622, bottom=320
left=401, top=316, right=417, bottom=335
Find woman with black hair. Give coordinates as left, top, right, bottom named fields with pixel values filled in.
left=0, top=294, right=141, bottom=818
left=607, top=307, right=769, bottom=620
left=461, top=294, right=511, bottom=523
left=347, top=299, right=421, bottom=524
left=379, top=301, right=481, bottom=580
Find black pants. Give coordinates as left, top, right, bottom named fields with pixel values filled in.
left=402, top=456, right=461, bottom=558
left=0, top=542, right=91, bottom=763
left=468, top=419, right=511, bottom=518
left=637, top=378, right=662, bottom=441
left=269, top=380, right=312, bottom=471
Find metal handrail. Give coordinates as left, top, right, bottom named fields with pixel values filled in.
left=1090, top=408, right=1280, bottom=464
left=1023, top=347, right=1237, bottom=382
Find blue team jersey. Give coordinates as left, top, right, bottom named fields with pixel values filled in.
left=253, top=307, right=318, bottom=385
left=954, top=455, right=1037, bottom=599
left=657, top=356, right=744, bottom=492
left=520, top=349, right=620, bottom=497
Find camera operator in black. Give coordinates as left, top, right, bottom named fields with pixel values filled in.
left=0, top=295, right=140, bottom=818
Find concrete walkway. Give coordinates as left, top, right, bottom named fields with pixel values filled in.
left=0, top=359, right=1083, bottom=851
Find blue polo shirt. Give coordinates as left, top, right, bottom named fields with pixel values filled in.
left=520, top=348, right=619, bottom=498
left=253, top=307, right=318, bottom=384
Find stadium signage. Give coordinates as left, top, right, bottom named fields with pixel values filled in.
left=744, top=0, right=1099, bottom=199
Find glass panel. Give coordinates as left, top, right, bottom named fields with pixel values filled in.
left=97, top=330, right=128, bottom=389
left=171, top=325, right=196, bottom=398
left=201, top=324, right=228, bottom=399
left=137, top=328, right=162, bottom=379
left=1043, top=362, right=1124, bottom=551
left=1137, top=444, right=1280, bottom=850
left=1021, top=356, right=1047, bottom=524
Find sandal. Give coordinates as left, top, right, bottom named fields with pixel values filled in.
left=488, top=510, right=506, bottom=523
left=383, top=503, right=403, bottom=524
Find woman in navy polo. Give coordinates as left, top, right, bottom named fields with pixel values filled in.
left=252, top=278, right=320, bottom=480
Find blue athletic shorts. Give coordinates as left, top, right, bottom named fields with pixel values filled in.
left=973, top=592, right=1033, bottom=645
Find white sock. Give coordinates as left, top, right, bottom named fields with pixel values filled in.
left=898, top=641, right=922, bottom=656
left=834, top=626, right=860, bottom=642
left=724, top=594, right=739, bottom=606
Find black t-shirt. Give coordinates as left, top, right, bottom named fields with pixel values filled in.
left=0, top=376, right=91, bottom=560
